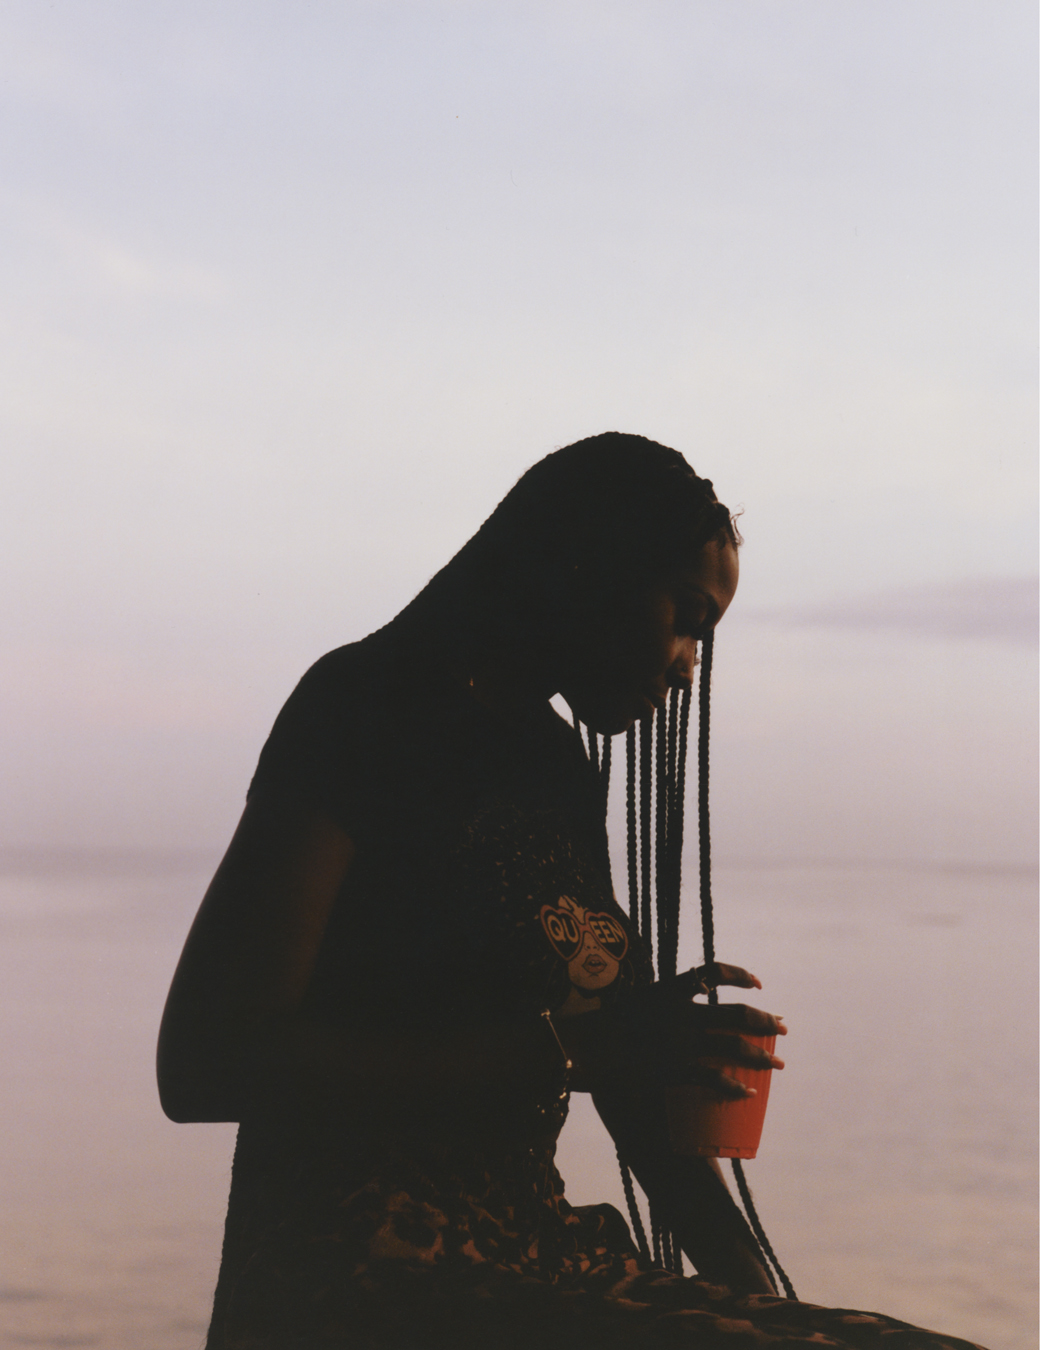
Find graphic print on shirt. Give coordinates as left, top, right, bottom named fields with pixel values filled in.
left=540, top=895, right=629, bottom=1012
left=440, top=798, right=651, bottom=1022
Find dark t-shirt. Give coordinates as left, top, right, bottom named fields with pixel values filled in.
left=206, top=633, right=654, bottom=1341
left=249, top=633, right=652, bottom=1049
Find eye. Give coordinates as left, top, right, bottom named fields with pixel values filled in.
left=674, top=603, right=710, bottom=639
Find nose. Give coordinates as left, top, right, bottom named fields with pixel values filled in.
left=668, top=636, right=700, bottom=689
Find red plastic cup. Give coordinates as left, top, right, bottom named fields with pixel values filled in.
left=665, top=1034, right=776, bottom=1159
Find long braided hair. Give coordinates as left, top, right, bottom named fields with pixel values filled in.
left=578, top=635, right=796, bottom=1298
left=396, top=433, right=791, bottom=1291
left=542, top=439, right=795, bottom=1296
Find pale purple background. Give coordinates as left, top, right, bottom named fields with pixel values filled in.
left=0, top=3, right=1035, bottom=1347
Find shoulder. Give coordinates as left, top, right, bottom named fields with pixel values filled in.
left=286, top=635, right=390, bottom=702
left=248, top=636, right=402, bottom=828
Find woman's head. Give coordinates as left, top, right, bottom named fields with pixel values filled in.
left=555, top=526, right=738, bottom=732
left=469, top=431, right=740, bottom=600
left=400, top=432, right=741, bottom=730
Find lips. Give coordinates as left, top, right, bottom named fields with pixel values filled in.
left=582, top=953, right=607, bottom=975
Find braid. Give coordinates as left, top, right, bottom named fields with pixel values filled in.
left=695, top=631, right=796, bottom=1297
left=651, top=686, right=689, bottom=1266
left=663, top=686, right=692, bottom=980
left=575, top=722, right=613, bottom=832
left=666, top=683, right=679, bottom=815
left=654, top=696, right=669, bottom=976
left=626, top=727, right=638, bottom=923
left=698, top=631, right=716, bottom=984
left=617, top=1152, right=650, bottom=1261
left=612, top=634, right=793, bottom=1293
left=652, top=691, right=672, bottom=980
left=732, top=1160, right=797, bottom=1298
left=638, top=716, right=653, bottom=952
left=664, top=691, right=679, bottom=977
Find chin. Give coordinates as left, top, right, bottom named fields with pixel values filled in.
left=568, top=699, right=642, bottom=737
left=586, top=716, right=633, bottom=737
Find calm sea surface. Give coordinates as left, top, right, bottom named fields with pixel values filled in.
left=0, top=854, right=1035, bottom=1350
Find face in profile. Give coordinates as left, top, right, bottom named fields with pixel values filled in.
left=556, top=534, right=739, bottom=734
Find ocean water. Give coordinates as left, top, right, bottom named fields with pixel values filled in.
left=0, top=853, right=1035, bottom=1350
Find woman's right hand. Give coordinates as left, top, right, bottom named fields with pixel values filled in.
left=562, top=963, right=786, bottom=1099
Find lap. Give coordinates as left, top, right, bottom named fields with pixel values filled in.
left=209, top=1149, right=986, bottom=1350
left=217, top=1225, right=985, bottom=1350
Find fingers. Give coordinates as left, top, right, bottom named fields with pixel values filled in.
left=693, top=1032, right=785, bottom=1071
left=675, top=1067, right=760, bottom=1101
left=666, top=1033, right=784, bottom=1099
left=711, top=1002, right=786, bottom=1037
left=713, top=1072, right=758, bottom=1101
left=670, top=967, right=710, bottom=998
left=679, top=1000, right=787, bottom=1038
left=694, top=962, right=762, bottom=991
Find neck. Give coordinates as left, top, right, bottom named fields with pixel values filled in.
left=387, top=551, right=566, bottom=715
left=467, top=646, right=560, bottom=716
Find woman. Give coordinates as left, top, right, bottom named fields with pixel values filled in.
left=159, top=433, right=984, bottom=1348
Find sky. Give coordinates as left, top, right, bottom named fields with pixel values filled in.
left=1, top=0, right=1036, bottom=864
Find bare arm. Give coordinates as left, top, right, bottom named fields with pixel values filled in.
left=157, top=791, right=558, bottom=1125
left=156, top=791, right=355, bottom=1122
left=593, top=1083, right=777, bottom=1293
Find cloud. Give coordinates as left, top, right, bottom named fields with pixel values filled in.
left=16, top=200, right=230, bottom=302
left=84, top=239, right=227, bottom=301
left=748, top=576, right=1038, bottom=643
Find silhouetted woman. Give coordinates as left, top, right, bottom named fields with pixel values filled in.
left=159, top=433, right=985, bottom=1349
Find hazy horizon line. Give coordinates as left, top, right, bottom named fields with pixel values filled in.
left=0, top=845, right=1034, bottom=880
